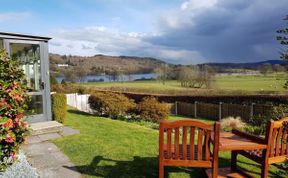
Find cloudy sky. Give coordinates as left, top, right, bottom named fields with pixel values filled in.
left=1, top=0, right=287, bottom=64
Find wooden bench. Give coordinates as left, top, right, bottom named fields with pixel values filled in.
left=159, top=120, right=220, bottom=178
left=231, top=117, right=288, bottom=178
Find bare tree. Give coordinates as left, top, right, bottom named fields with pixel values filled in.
left=154, top=63, right=171, bottom=85
left=75, top=66, right=87, bottom=82
left=259, top=63, right=273, bottom=75
left=177, top=65, right=215, bottom=88
left=273, top=64, right=286, bottom=73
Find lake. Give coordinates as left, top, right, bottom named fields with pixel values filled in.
left=56, top=73, right=156, bottom=83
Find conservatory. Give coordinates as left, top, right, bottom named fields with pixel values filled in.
left=0, top=32, right=52, bottom=123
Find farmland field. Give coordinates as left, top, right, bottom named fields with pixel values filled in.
left=77, top=73, right=288, bottom=95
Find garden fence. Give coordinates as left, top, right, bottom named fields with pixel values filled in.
left=65, top=93, right=273, bottom=121
left=66, top=93, right=92, bottom=113
left=173, top=101, right=273, bottom=121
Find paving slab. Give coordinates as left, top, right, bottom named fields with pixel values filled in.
left=30, top=121, right=63, bottom=135
left=21, top=126, right=81, bottom=178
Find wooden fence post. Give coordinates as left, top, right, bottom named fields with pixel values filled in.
left=175, top=101, right=178, bottom=115
left=219, top=102, right=223, bottom=121
left=250, top=103, right=255, bottom=120
left=194, top=101, right=197, bottom=118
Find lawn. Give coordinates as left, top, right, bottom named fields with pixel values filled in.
left=53, top=109, right=284, bottom=178
left=78, top=74, right=287, bottom=95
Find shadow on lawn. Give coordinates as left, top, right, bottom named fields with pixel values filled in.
left=63, top=156, right=232, bottom=178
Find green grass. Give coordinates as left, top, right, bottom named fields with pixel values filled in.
left=78, top=73, right=288, bottom=95
left=53, top=109, right=285, bottom=178
left=215, top=74, right=286, bottom=92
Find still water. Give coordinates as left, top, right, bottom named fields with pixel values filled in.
left=56, top=73, right=156, bottom=83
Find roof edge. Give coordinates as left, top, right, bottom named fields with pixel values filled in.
left=0, top=32, right=52, bottom=40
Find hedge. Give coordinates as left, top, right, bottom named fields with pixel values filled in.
left=52, top=93, right=67, bottom=123
left=88, top=91, right=136, bottom=119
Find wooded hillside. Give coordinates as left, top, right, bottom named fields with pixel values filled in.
left=49, top=54, right=166, bottom=75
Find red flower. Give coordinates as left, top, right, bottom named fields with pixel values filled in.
left=0, top=99, right=8, bottom=106
left=2, top=119, right=13, bottom=129
left=23, top=121, right=29, bottom=129
left=8, top=91, right=23, bottom=102
left=14, top=114, right=23, bottom=127
left=5, top=133, right=15, bottom=143
left=10, top=152, right=17, bottom=161
left=10, top=82, right=19, bottom=89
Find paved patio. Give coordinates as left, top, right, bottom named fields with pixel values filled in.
left=21, top=126, right=82, bottom=178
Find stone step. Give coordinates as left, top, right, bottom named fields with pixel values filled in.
left=30, top=121, right=63, bottom=136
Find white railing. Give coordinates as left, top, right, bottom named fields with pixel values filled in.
left=65, top=93, right=92, bottom=113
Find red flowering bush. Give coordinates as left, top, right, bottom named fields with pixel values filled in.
left=0, top=49, right=29, bottom=170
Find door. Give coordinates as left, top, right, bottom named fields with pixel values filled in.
left=4, top=39, right=51, bottom=122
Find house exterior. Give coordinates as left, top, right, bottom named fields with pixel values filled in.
left=0, top=32, right=52, bottom=123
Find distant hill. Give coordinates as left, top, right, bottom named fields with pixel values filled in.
left=201, top=60, right=288, bottom=70
left=49, top=53, right=166, bottom=75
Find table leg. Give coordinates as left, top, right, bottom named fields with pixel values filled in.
left=231, top=151, right=238, bottom=171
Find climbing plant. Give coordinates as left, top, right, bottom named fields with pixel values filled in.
left=0, top=48, right=29, bottom=170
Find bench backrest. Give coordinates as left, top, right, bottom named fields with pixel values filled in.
left=266, top=117, right=288, bottom=159
left=159, top=120, right=220, bottom=163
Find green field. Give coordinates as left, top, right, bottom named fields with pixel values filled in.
left=78, top=74, right=287, bottom=95
left=53, top=109, right=283, bottom=178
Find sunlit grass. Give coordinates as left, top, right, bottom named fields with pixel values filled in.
left=53, top=109, right=284, bottom=178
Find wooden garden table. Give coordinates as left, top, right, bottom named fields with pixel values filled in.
left=207, top=132, right=268, bottom=177
left=218, top=132, right=267, bottom=151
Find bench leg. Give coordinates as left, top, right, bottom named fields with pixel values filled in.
left=261, top=163, right=269, bottom=178
left=231, top=151, right=238, bottom=171
left=159, top=164, right=164, bottom=178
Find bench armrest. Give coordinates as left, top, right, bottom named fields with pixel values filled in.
left=232, top=129, right=266, bottom=144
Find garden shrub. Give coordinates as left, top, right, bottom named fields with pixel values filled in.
left=88, top=92, right=136, bottom=119
left=220, top=116, right=245, bottom=131
left=51, top=83, right=88, bottom=94
left=247, top=104, right=288, bottom=135
left=244, top=124, right=263, bottom=135
left=50, top=75, right=58, bottom=86
left=52, top=93, right=67, bottom=123
left=0, top=49, right=29, bottom=170
left=137, top=97, right=171, bottom=123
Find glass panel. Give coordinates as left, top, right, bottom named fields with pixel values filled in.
left=10, top=43, right=41, bottom=92
left=26, top=95, right=43, bottom=115
left=0, top=39, right=3, bottom=49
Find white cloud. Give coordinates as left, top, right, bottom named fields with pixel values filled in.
left=48, top=26, right=204, bottom=64
left=180, top=0, right=218, bottom=11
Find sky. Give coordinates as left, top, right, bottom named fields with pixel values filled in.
left=0, top=0, right=287, bottom=64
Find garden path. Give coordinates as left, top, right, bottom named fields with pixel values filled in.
left=21, top=126, right=82, bottom=178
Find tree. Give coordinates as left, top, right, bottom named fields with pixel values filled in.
left=50, top=75, right=58, bottom=86
left=64, top=70, right=77, bottom=83
left=177, top=65, right=215, bottom=88
left=75, top=66, right=87, bottom=82
left=259, top=63, right=273, bottom=75
left=276, top=15, right=288, bottom=60
left=273, top=64, right=286, bottom=73
left=154, top=63, right=171, bottom=85
left=276, top=15, right=288, bottom=90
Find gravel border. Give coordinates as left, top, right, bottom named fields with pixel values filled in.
left=0, top=151, right=38, bottom=178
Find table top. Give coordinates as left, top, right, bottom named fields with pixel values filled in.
left=219, top=132, right=267, bottom=151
